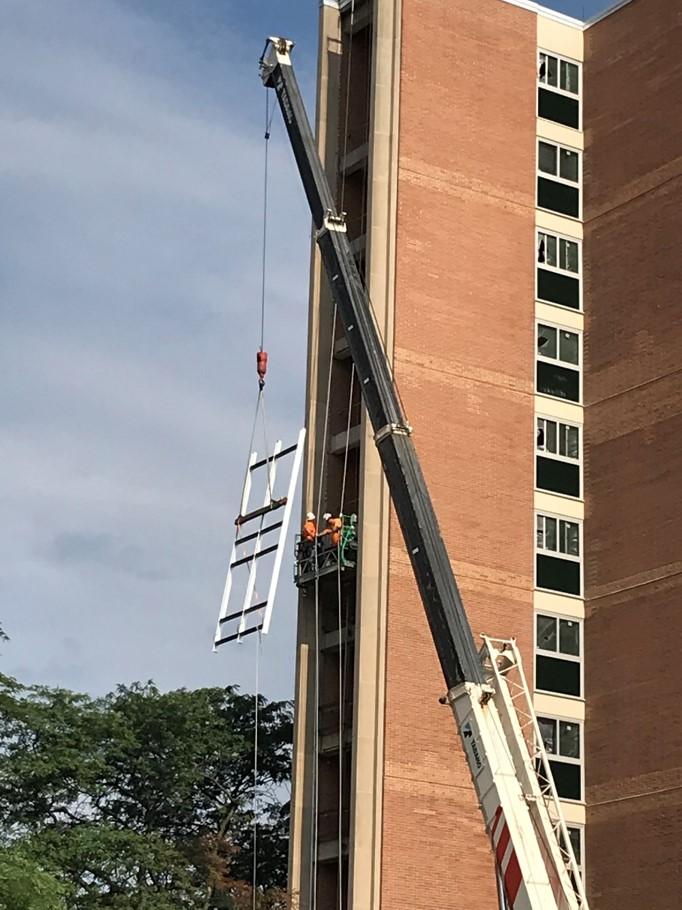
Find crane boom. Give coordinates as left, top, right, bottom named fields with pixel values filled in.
left=260, top=37, right=589, bottom=910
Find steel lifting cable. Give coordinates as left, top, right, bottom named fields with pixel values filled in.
left=334, top=4, right=356, bottom=901
left=249, top=87, right=276, bottom=909
left=308, top=303, right=338, bottom=910
left=335, top=361, right=355, bottom=907
left=310, top=5, right=355, bottom=903
left=252, top=631, right=262, bottom=910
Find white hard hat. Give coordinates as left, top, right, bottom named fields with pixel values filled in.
left=306, top=512, right=315, bottom=520
left=323, top=512, right=332, bottom=521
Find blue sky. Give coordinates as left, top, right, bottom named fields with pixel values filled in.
left=1, top=0, right=616, bottom=701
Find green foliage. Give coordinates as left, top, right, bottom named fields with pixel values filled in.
left=0, top=849, right=67, bottom=910
left=0, top=676, right=292, bottom=909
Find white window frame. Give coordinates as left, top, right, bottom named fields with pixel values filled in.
left=536, top=229, right=583, bottom=312
left=535, top=224, right=583, bottom=282
left=537, top=229, right=581, bottom=278
left=537, top=714, right=584, bottom=803
left=536, top=416, right=581, bottom=465
left=537, top=138, right=582, bottom=187
left=535, top=611, right=583, bottom=699
left=537, top=322, right=581, bottom=368
left=536, top=320, right=582, bottom=404
left=538, top=51, right=581, bottom=98
left=535, top=414, right=583, bottom=500
left=536, top=512, right=582, bottom=562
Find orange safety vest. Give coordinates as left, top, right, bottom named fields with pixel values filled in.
left=328, top=516, right=342, bottom=547
left=302, top=520, right=317, bottom=542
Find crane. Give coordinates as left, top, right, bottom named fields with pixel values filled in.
left=259, top=37, right=589, bottom=910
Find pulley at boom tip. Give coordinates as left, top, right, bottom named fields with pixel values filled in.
left=259, top=36, right=295, bottom=87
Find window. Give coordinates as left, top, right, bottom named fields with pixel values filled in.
left=538, top=52, right=580, bottom=129
left=537, top=417, right=581, bottom=497
left=537, top=140, right=581, bottom=218
left=537, top=230, right=581, bottom=310
left=539, top=142, right=579, bottom=183
left=539, top=53, right=579, bottom=95
left=537, top=716, right=582, bottom=801
left=537, top=515, right=580, bottom=556
left=536, top=513, right=582, bottom=596
left=566, top=825, right=583, bottom=871
left=536, top=323, right=581, bottom=403
left=536, top=613, right=582, bottom=697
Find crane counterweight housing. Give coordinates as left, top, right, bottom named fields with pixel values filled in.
left=261, top=36, right=589, bottom=910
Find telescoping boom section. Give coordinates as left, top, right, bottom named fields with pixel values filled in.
left=260, top=37, right=589, bottom=910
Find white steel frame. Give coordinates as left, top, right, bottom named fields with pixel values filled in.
left=479, top=636, right=589, bottom=909
left=566, top=824, right=585, bottom=879
left=213, top=427, right=306, bottom=648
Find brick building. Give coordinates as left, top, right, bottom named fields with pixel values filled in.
left=287, top=1, right=682, bottom=908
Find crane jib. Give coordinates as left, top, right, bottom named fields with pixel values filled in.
left=261, top=38, right=485, bottom=690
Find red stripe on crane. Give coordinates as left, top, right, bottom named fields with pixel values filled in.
left=495, top=822, right=511, bottom=865
left=490, top=806, right=504, bottom=840
left=504, top=851, right=523, bottom=906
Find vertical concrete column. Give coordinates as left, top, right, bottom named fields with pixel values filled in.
left=288, top=5, right=342, bottom=908
left=348, top=1, right=401, bottom=909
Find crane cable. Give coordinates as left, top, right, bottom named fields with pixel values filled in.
left=252, top=631, right=262, bottom=910
left=309, top=302, right=338, bottom=910
left=250, top=87, right=277, bottom=910
left=308, top=0, right=358, bottom=897
left=336, top=361, right=355, bottom=909
left=334, top=4, right=356, bottom=903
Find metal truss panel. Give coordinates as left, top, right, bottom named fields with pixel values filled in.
left=214, top=427, right=305, bottom=648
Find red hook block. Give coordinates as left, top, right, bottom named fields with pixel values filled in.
left=257, top=350, right=268, bottom=388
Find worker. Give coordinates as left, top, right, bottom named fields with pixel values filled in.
left=301, top=512, right=317, bottom=558
left=320, top=512, right=343, bottom=548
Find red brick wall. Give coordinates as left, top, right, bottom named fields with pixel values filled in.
left=584, top=1, right=682, bottom=907
left=380, top=1, right=537, bottom=907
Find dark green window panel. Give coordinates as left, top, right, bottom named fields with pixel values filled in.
left=537, top=268, right=580, bottom=310
left=536, top=655, right=581, bottom=697
left=537, top=362, right=580, bottom=402
left=537, top=554, right=581, bottom=596
left=536, top=456, right=580, bottom=498
left=537, top=177, right=580, bottom=218
left=549, top=760, right=582, bottom=801
left=538, top=88, right=580, bottom=129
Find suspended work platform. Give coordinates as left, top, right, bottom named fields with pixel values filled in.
left=294, top=513, right=358, bottom=588
left=214, top=428, right=306, bottom=648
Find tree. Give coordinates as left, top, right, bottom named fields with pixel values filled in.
left=0, top=675, right=291, bottom=909
left=0, top=850, right=67, bottom=910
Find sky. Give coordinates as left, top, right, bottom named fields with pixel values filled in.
left=1, top=0, right=617, bottom=702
